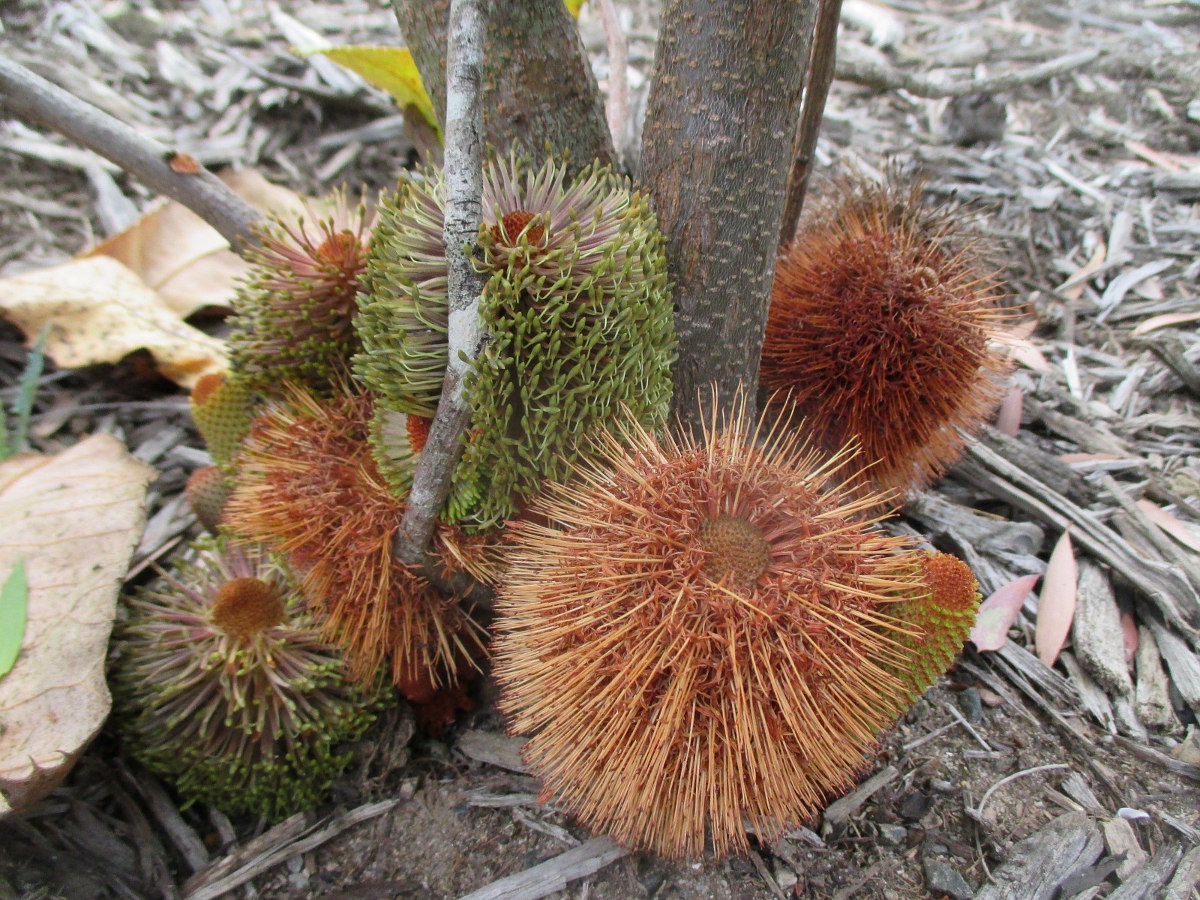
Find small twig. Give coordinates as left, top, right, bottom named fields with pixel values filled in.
left=394, top=0, right=488, bottom=567
left=970, top=763, right=1070, bottom=823
left=836, top=47, right=1102, bottom=99
left=779, top=0, right=843, bottom=247
left=596, top=0, right=629, bottom=163
left=941, top=698, right=993, bottom=752
left=0, top=52, right=264, bottom=252
left=456, top=836, right=630, bottom=900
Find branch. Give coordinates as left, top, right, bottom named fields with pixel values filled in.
left=596, top=0, right=629, bottom=164
left=779, top=0, right=843, bottom=248
left=394, top=0, right=487, bottom=567
left=0, top=52, right=265, bottom=252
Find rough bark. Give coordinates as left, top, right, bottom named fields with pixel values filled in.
left=640, top=1, right=815, bottom=434
left=392, top=0, right=613, bottom=171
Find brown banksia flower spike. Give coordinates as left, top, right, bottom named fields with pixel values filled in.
left=189, top=372, right=255, bottom=468
left=222, top=384, right=486, bottom=697
left=493, top=389, right=973, bottom=859
left=229, top=191, right=371, bottom=395
left=761, top=172, right=1012, bottom=499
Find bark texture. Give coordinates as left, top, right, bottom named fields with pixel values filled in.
left=640, top=1, right=815, bottom=433
left=392, top=0, right=613, bottom=171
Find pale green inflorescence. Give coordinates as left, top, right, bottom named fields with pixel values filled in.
left=111, top=534, right=389, bottom=821
left=355, top=153, right=675, bottom=528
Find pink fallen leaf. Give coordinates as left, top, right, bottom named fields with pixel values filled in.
left=994, top=385, right=1023, bottom=436
left=1120, top=610, right=1138, bottom=663
left=1130, top=312, right=1200, bottom=337
left=969, top=573, right=1042, bottom=652
left=1058, top=452, right=1127, bottom=465
left=1136, top=499, right=1200, bottom=555
left=1036, top=530, right=1077, bottom=667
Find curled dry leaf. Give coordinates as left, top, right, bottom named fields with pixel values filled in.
left=0, top=435, right=153, bottom=817
left=1036, top=529, right=1078, bottom=667
left=0, top=255, right=227, bottom=389
left=969, top=573, right=1041, bottom=652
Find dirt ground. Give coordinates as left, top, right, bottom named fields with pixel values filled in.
left=2, top=1, right=1200, bottom=898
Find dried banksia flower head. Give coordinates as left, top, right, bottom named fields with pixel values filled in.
left=111, top=535, right=386, bottom=821
left=355, top=152, right=674, bottom=526
left=762, top=173, right=1010, bottom=497
left=190, top=372, right=255, bottom=468
left=222, top=384, right=485, bottom=696
left=493, top=393, right=979, bottom=859
left=229, top=192, right=371, bottom=395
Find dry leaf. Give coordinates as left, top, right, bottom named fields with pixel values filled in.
left=1120, top=610, right=1138, bottom=663
left=969, top=573, right=1041, bottom=652
left=1057, top=240, right=1106, bottom=301
left=995, top=385, right=1023, bottom=436
left=1036, top=530, right=1078, bottom=667
left=1130, top=311, right=1200, bottom=337
left=87, top=170, right=307, bottom=319
left=0, top=436, right=153, bottom=817
left=1136, top=499, right=1200, bottom=554
left=0, top=255, right=227, bottom=388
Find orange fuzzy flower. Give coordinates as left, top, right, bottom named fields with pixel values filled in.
left=762, top=175, right=1011, bottom=498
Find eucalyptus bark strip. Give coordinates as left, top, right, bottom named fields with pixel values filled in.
left=394, top=0, right=488, bottom=566
left=639, top=0, right=816, bottom=433
left=391, top=0, right=613, bottom=172
left=0, top=53, right=263, bottom=251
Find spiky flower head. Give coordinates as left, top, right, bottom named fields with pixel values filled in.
left=110, top=535, right=386, bottom=821
left=190, top=372, right=255, bottom=468
left=493, top=393, right=978, bottom=859
left=355, top=153, right=675, bottom=526
left=229, top=192, right=371, bottom=395
left=222, top=384, right=485, bottom=696
left=761, top=173, right=1010, bottom=498
left=185, top=465, right=231, bottom=533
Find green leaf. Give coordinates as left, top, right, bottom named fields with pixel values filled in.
left=309, top=46, right=439, bottom=137
left=0, top=559, right=28, bottom=679
left=12, top=325, right=49, bottom=456
left=564, top=0, right=587, bottom=15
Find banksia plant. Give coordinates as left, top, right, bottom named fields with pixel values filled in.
left=189, top=372, right=255, bottom=468
left=185, top=465, right=231, bottom=533
left=761, top=174, right=1010, bottom=498
left=493, top=393, right=977, bottom=859
left=111, top=535, right=386, bottom=821
left=229, top=193, right=371, bottom=395
left=222, top=384, right=485, bottom=695
left=355, top=153, right=675, bottom=525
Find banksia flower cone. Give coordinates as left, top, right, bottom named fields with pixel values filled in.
left=185, top=465, right=231, bottom=533
left=762, top=174, right=1010, bottom=498
left=190, top=372, right=255, bottom=468
left=229, top=193, right=371, bottom=395
left=111, top=535, right=386, bottom=820
left=493, top=393, right=976, bottom=859
left=356, top=153, right=674, bottom=526
left=222, top=385, right=485, bottom=696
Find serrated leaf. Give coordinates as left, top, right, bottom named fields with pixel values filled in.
left=310, top=46, right=438, bottom=136
left=969, top=573, right=1041, bottom=652
left=1036, top=530, right=1078, bottom=667
left=0, top=560, right=27, bottom=679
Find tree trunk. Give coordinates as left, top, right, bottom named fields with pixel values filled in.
left=392, top=0, right=614, bottom=171
left=640, top=1, right=816, bottom=434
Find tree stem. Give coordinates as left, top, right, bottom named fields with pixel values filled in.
left=0, top=52, right=264, bottom=252
left=394, top=0, right=487, bottom=567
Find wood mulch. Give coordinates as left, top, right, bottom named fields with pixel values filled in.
left=1, top=1, right=1199, bottom=898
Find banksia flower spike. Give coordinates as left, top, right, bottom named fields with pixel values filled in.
left=493, top=392, right=976, bottom=859
left=185, top=465, right=231, bottom=533
left=356, top=152, right=674, bottom=525
left=222, top=384, right=485, bottom=696
left=762, top=174, right=1010, bottom=498
left=111, top=535, right=386, bottom=821
left=189, top=372, right=255, bottom=468
left=229, top=192, right=371, bottom=395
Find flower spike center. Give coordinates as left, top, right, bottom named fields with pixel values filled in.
left=921, top=552, right=978, bottom=612
left=491, top=210, right=546, bottom=247
left=698, top=514, right=770, bottom=592
left=407, top=414, right=432, bottom=454
left=211, top=577, right=286, bottom=641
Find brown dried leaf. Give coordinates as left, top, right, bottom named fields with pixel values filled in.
left=1036, top=530, right=1078, bottom=667
left=0, top=436, right=153, bottom=817
left=86, top=170, right=308, bottom=318
left=0, top=255, right=227, bottom=388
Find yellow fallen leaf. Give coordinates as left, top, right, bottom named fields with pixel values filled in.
left=0, top=435, right=153, bottom=818
left=86, top=170, right=309, bottom=319
left=312, top=46, right=438, bottom=136
left=0, top=255, right=227, bottom=388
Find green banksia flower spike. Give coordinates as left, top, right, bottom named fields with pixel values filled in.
left=189, top=372, right=255, bottom=468
left=111, top=535, right=388, bottom=821
left=185, top=465, right=231, bottom=533
left=355, top=152, right=675, bottom=526
left=229, top=192, right=371, bottom=395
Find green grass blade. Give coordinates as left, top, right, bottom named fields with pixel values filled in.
left=11, top=325, right=49, bottom=455
left=0, top=559, right=28, bottom=679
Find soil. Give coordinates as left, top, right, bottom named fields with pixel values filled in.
left=1, top=1, right=1199, bottom=898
